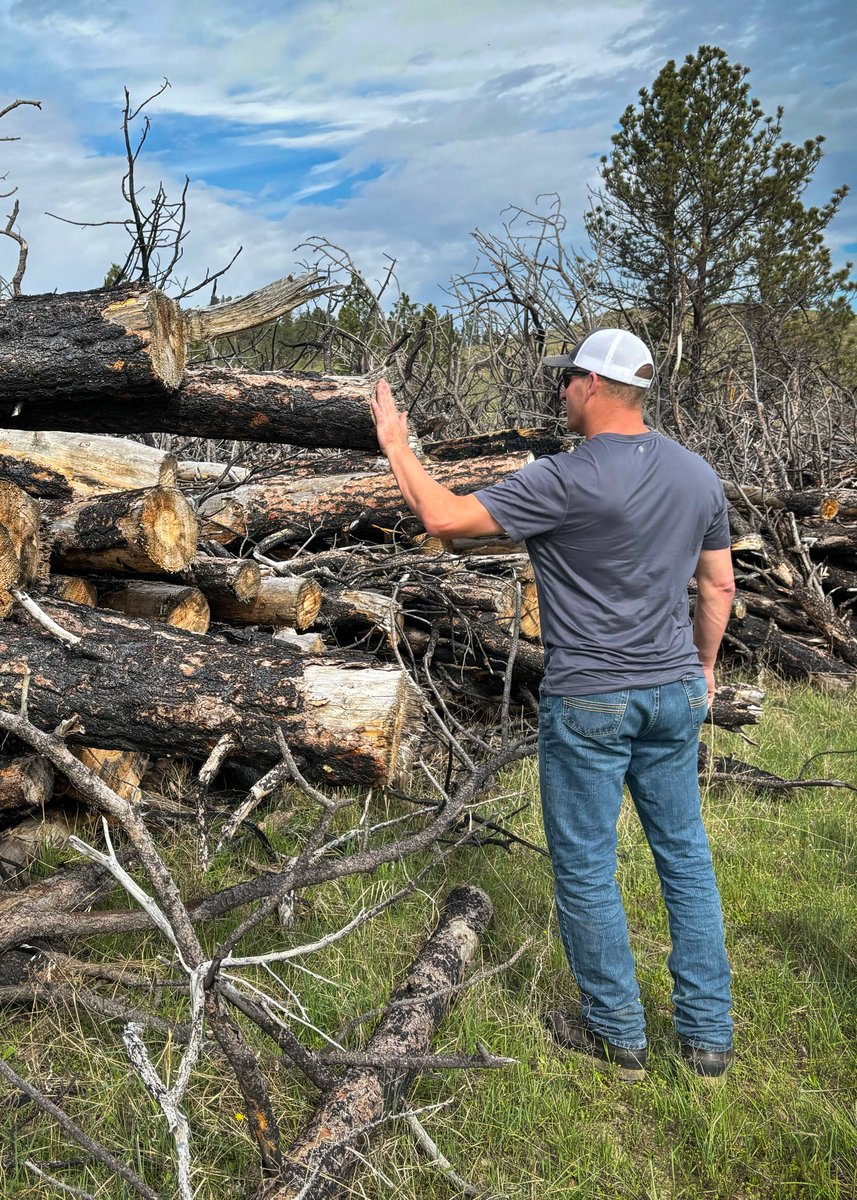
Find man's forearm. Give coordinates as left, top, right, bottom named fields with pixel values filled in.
left=384, top=443, right=457, bottom=530
left=693, top=588, right=734, bottom=667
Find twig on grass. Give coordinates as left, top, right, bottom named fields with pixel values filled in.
left=0, top=1057, right=161, bottom=1200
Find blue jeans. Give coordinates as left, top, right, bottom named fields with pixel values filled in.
left=538, top=677, right=732, bottom=1052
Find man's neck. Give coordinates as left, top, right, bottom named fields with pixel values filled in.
left=582, top=415, right=650, bottom=438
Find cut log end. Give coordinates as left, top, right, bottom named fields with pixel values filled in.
left=140, top=488, right=198, bottom=572
left=99, top=581, right=211, bottom=633
left=302, top=662, right=421, bottom=784
left=103, top=288, right=186, bottom=390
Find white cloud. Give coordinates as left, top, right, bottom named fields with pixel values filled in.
left=1, top=0, right=854, bottom=305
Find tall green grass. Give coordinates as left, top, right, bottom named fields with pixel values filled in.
left=1, top=681, right=855, bottom=1198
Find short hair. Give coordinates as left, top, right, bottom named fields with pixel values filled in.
left=600, top=363, right=654, bottom=405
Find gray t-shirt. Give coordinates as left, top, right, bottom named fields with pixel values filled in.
left=475, top=431, right=730, bottom=695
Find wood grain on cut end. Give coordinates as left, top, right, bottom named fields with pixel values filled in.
left=141, top=488, right=198, bottom=572
left=68, top=747, right=149, bottom=802
left=0, top=481, right=46, bottom=587
left=197, top=495, right=248, bottom=544
left=104, top=289, right=186, bottom=390
left=47, top=575, right=98, bottom=607
left=301, top=662, right=420, bottom=785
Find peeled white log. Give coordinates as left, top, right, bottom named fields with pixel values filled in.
left=0, top=429, right=178, bottom=499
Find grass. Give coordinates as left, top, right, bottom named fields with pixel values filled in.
left=1, top=679, right=856, bottom=1199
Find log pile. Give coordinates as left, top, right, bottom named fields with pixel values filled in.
left=2, top=278, right=856, bottom=1200
left=3, top=282, right=856, bottom=865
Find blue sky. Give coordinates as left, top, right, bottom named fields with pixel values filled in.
left=1, top=0, right=854, bottom=306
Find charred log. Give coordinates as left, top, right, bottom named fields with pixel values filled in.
left=49, top=486, right=198, bottom=575
left=0, top=602, right=421, bottom=784
left=256, top=886, right=493, bottom=1200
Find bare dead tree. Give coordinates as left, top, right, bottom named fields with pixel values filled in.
left=0, top=98, right=41, bottom=297
left=45, top=81, right=240, bottom=295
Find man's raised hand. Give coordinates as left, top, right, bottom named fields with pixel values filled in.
left=370, top=378, right=410, bottom=458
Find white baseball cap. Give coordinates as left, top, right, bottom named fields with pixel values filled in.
left=543, top=329, right=654, bottom=389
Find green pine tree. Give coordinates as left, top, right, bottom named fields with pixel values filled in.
left=585, top=45, right=853, bottom=387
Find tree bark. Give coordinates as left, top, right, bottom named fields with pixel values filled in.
left=0, top=429, right=177, bottom=499
left=0, top=754, right=55, bottom=816
left=0, top=481, right=47, bottom=588
left=256, top=886, right=493, bottom=1200
left=0, top=602, right=421, bottom=784
left=0, top=356, right=380, bottom=447
left=98, top=581, right=211, bottom=633
left=174, top=555, right=261, bottom=602
left=209, top=576, right=322, bottom=629
left=48, top=486, right=198, bottom=574
left=223, top=453, right=532, bottom=544
left=722, top=482, right=857, bottom=521
left=730, top=612, right=857, bottom=688
left=424, top=427, right=564, bottom=461
left=0, top=286, right=185, bottom=418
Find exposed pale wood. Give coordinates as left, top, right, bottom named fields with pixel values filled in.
left=0, top=286, right=185, bottom=424
left=0, top=481, right=46, bottom=587
left=316, top=585, right=403, bottom=647
left=0, top=525, right=20, bottom=617
left=177, top=556, right=261, bottom=602
left=731, top=532, right=766, bottom=554
left=177, top=460, right=249, bottom=485
left=46, top=575, right=98, bottom=607
left=272, top=628, right=326, bottom=654
left=209, top=576, right=321, bottom=629
left=256, top=886, right=493, bottom=1200
left=99, top=581, right=211, bottom=633
left=0, top=754, right=55, bottom=815
left=67, top=747, right=149, bottom=804
left=0, top=429, right=177, bottom=499
left=197, top=495, right=248, bottom=544
left=182, top=271, right=331, bottom=339
left=0, top=602, right=422, bottom=784
left=49, top=486, right=198, bottom=574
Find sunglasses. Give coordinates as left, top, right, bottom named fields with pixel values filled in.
left=558, top=367, right=591, bottom=389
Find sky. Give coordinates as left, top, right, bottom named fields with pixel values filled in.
left=0, top=0, right=855, bottom=308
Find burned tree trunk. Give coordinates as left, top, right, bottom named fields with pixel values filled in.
left=0, top=286, right=185, bottom=419
left=222, top=453, right=532, bottom=544
left=0, top=360, right=380, bottom=449
left=174, top=556, right=262, bottom=602
left=0, top=603, right=420, bottom=783
left=0, top=430, right=178, bottom=499
left=729, top=613, right=857, bottom=689
left=48, top=486, right=198, bottom=575
left=257, top=886, right=493, bottom=1200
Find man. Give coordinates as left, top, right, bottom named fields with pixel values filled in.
left=370, top=328, right=735, bottom=1083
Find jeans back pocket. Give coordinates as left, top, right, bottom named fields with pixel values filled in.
left=681, top=675, right=710, bottom=728
left=562, top=691, right=629, bottom=738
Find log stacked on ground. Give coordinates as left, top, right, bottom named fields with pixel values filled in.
left=49, top=486, right=198, bottom=574
left=0, top=602, right=420, bottom=784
